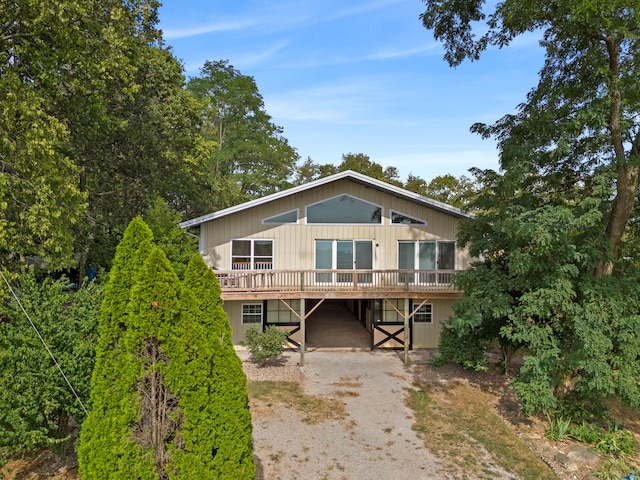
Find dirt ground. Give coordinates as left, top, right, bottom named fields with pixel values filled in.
left=3, top=349, right=639, bottom=480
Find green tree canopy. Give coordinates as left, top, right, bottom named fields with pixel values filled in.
left=187, top=59, right=299, bottom=206
left=421, top=0, right=640, bottom=415
left=421, top=0, right=640, bottom=275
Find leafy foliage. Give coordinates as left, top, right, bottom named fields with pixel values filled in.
left=79, top=219, right=254, bottom=479
left=422, top=0, right=640, bottom=417
left=0, top=271, right=102, bottom=465
left=187, top=59, right=299, bottom=206
left=242, top=326, right=289, bottom=366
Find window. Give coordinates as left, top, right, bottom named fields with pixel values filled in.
left=391, top=210, right=426, bottom=226
left=315, top=239, right=373, bottom=283
left=306, top=195, right=382, bottom=224
left=398, top=240, right=455, bottom=270
left=398, top=240, right=455, bottom=284
left=263, top=209, right=298, bottom=224
left=242, top=303, right=263, bottom=325
left=231, top=239, right=273, bottom=270
left=412, top=303, right=433, bottom=323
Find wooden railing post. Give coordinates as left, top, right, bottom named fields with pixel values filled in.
left=300, top=272, right=305, bottom=291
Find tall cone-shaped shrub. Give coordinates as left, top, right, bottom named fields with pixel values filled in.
left=79, top=217, right=155, bottom=478
left=165, top=254, right=254, bottom=478
left=79, top=221, right=255, bottom=479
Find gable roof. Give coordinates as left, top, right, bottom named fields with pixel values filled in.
left=179, top=170, right=473, bottom=228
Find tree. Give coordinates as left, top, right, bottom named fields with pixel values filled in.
left=174, top=255, right=254, bottom=478
left=144, top=198, right=198, bottom=280
left=421, top=1, right=640, bottom=415
left=1, top=0, right=205, bottom=273
left=78, top=217, right=155, bottom=477
left=405, top=173, right=477, bottom=209
left=0, top=0, right=90, bottom=271
left=79, top=219, right=255, bottom=478
left=0, top=271, right=102, bottom=465
left=420, top=0, right=640, bottom=276
left=187, top=59, right=299, bottom=205
left=338, top=153, right=403, bottom=186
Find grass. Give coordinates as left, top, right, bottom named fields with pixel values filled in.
left=407, top=382, right=559, bottom=480
left=247, top=380, right=346, bottom=424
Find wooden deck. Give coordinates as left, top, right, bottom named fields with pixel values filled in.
left=216, top=269, right=464, bottom=300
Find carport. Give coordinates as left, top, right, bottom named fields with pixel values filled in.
left=305, top=300, right=370, bottom=350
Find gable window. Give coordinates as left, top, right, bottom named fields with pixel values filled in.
left=231, top=239, right=273, bottom=270
left=391, top=210, right=426, bottom=226
left=242, top=303, right=263, bottom=325
left=411, top=303, right=433, bottom=324
left=263, top=209, right=298, bottom=224
left=306, top=194, right=382, bottom=224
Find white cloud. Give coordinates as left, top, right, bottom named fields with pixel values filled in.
left=162, top=18, right=261, bottom=39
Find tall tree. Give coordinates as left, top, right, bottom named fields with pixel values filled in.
left=0, top=0, right=90, bottom=271
left=187, top=59, right=299, bottom=206
left=421, top=0, right=640, bottom=275
left=1, top=0, right=205, bottom=273
left=171, top=255, right=254, bottom=478
left=79, top=220, right=254, bottom=478
left=338, top=153, right=403, bottom=186
left=421, top=0, right=640, bottom=414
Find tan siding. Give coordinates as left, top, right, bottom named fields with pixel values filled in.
left=200, top=179, right=472, bottom=271
left=223, top=301, right=245, bottom=344
left=412, top=299, right=454, bottom=349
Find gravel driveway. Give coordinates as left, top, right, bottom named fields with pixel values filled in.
left=241, top=349, right=442, bottom=480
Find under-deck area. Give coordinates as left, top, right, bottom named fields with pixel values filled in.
left=305, top=300, right=370, bottom=350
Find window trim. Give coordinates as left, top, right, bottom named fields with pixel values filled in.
left=397, top=240, right=456, bottom=271
left=305, top=194, right=383, bottom=225
left=411, top=302, right=433, bottom=324
left=241, top=303, right=263, bottom=325
left=231, top=238, right=274, bottom=270
left=262, top=208, right=299, bottom=225
left=390, top=210, right=427, bottom=226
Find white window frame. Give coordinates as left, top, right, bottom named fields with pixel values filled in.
left=412, top=303, right=433, bottom=324
left=242, top=303, right=263, bottom=325
left=305, top=194, right=383, bottom=225
left=397, top=240, right=456, bottom=271
left=390, top=210, right=427, bottom=226
left=231, top=239, right=274, bottom=270
left=262, top=208, right=299, bottom=224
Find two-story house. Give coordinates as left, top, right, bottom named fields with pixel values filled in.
left=179, top=170, right=473, bottom=363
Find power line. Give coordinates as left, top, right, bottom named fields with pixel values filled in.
left=0, top=269, right=88, bottom=416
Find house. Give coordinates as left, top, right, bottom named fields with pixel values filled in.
left=179, top=170, right=473, bottom=363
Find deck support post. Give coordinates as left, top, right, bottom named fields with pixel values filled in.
left=403, top=298, right=410, bottom=365
left=300, top=300, right=306, bottom=366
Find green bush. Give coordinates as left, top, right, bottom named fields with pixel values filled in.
left=241, top=326, right=288, bottom=365
left=431, top=323, right=488, bottom=371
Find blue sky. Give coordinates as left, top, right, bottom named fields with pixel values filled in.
left=158, top=0, right=545, bottom=182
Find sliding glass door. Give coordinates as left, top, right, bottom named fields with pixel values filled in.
left=315, top=240, right=373, bottom=283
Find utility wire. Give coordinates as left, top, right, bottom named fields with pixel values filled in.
left=0, top=269, right=89, bottom=416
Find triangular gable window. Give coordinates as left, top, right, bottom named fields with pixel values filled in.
left=306, top=194, right=382, bottom=224
left=263, top=209, right=298, bottom=224
left=391, top=210, right=426, bottom=226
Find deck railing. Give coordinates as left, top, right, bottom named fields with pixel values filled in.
left=215, top=269, right=459, bottom=293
